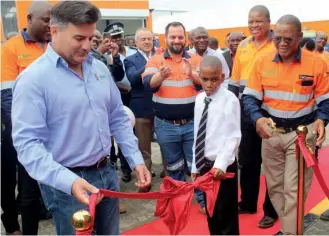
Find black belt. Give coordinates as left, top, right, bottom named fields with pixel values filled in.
left=158, top=117, right=193, bottom=126
left=68, top=155, right=109, bottom=171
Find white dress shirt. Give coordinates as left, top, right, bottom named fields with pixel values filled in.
left=192, top=86, right=241, bottom=173
left=138, top=49, right=151, bottom=62
left=188, top=47, right=230, bottom=88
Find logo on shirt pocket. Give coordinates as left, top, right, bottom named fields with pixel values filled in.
left=94, top=73, right=106, bottom=81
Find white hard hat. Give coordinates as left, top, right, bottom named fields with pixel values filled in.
left=123, top=106, right=135, bottom=128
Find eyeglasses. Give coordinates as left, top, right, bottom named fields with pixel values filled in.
left=274, top=36, right=295, bottom=45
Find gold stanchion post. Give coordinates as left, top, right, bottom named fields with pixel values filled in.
left=296, top=125, right=307, bottom=235
left=71, top=209, right=93, bottom=232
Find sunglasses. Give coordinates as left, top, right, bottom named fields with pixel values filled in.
left=274, top=36, right=295, bottom=45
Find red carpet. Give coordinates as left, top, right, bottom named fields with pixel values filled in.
left=123, top=146, right=329, bottom=235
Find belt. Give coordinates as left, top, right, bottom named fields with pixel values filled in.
left=275, top=122, right=312, bottom=134
left=68, top=155, right=109, bottom=171
left=275, top=127, right=296, bottom=134
left=159, top=117, right=193, bottom=126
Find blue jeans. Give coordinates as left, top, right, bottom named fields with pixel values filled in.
left=154, top=117, right=204, bottom=208
left=39, top=162, right=120, bottom=235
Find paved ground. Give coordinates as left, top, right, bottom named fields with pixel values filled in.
left=2, top=127, right=329, bottom=235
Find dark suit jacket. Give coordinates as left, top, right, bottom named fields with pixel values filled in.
left=222, top=49, right=233, bottom=77
left=124, top=51, right=154, bottom=118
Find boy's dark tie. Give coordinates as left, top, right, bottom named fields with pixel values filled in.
left=195, top=97, right=212, bottom=172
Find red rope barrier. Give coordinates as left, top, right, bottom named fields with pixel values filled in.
left=75, top=172, right=234, bottom=235
left=296, top=136, right=329, bottom=199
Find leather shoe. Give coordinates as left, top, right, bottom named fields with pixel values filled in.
left=258, top=216, right=277, bottom=228
left=120, top=203, right=126, bottom=214
left=320, top=209, right=329, bottom=221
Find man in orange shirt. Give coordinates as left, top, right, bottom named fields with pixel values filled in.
left=142, top=22, right=206, bottom=212
left=314, top=32, right=329, bottom=67
left=243, top=15, right=329, bottom=235
left=1, top=1, right=52, bottom=235
left=228, top=5, right=278, bottom=228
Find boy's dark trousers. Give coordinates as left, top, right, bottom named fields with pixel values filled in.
left=201, top=159, right=239, bottom=235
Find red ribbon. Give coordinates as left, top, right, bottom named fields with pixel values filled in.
left=76, top=172, right=234, bottom=235
left=296, top=136, right=329, bottom=199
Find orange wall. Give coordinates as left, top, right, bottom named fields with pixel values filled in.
left=158, top=20, right=329, bottom=49
left=15, top=0, right=149, bottom=31
left=0, top=18, right=4, bottom=41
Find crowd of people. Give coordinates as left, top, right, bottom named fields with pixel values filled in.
left=1, top=0, right=329, bottom=235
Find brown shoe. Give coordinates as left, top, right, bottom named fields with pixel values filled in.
left=120, top=203, right=126, bottom=214
left=199, top=207, right=206, bottom=215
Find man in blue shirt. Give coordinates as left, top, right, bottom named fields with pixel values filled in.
left=11, top=1, right=151, bottom=235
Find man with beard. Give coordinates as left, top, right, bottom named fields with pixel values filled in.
left=243, top=15, right=329, bottom=234
left=11, top=1, right=150, bottom=235
left=142, top=21, right=202, bottom=207
left=1, top=1, right=52, bottom=234
left=189, top=27, right=230, bottom=88
left=314, top=32, right=329, bottom=67
left=222, top=32, right=244, bottom=75
left=228, top=5, right=278, bottom=229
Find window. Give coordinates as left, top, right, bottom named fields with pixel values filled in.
left=1, top=0, right=18, bottom=40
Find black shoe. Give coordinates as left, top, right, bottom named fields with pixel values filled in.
left=152, top=171, right=156, bottom=177
left=258, top=216, right=277, bottom=228
left=274, top=231, right=283, bottom=235
left=238, top=206, right=256, bottom=214
left=122, top=174, right=131, bottom=182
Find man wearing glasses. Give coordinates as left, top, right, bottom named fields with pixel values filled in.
left=243, top=15, right=329, bottom=235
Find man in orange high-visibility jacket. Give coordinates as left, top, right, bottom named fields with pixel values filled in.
left=243, top=15, right=329, bottom=235
left=1, top=2, right=52, bottom=235
left=228, top=5, right=278, bottom=228
left=142, top=22, right=207, bottom=213
left=314, top=32, right=329, bottom=68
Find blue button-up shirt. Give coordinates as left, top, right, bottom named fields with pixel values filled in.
left=12, top=44, right=144, bottom=195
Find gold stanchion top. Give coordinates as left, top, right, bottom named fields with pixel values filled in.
left=296, top=125, right=308, bottom=137
left=71, top=210, right=93, bottom=231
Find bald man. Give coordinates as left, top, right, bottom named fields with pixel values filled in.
left=1, top=1, right=52, bottom=234
left=229, top=5, right=278, bottom=229
left=315, top=32, right=329, bottom=67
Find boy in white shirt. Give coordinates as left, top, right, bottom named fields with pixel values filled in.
left=191, top=55, right=241, bottom=235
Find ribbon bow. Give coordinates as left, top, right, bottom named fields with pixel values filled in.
left=77, top=172, right=234, bottom=235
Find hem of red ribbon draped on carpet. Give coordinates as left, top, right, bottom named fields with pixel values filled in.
left=76, top=172, right=234, bottom=235
left=296, top=136, right=329, bottom=200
